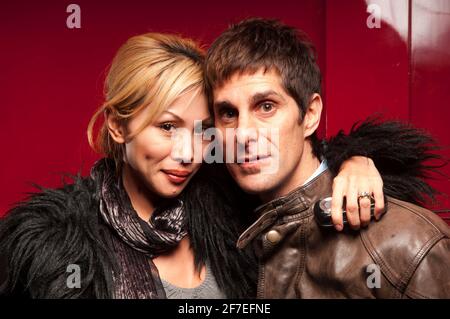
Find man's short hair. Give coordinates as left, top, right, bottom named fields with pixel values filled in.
left=205, top=17, right=322, bottom=119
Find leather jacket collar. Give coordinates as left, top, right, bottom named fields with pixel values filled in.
left=237, top=169, right=333, bottom=249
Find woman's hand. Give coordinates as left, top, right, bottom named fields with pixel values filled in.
left=331, top=156, right=385, bottom=231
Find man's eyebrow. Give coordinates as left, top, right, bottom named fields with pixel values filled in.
left=250, top=90, right=285, bottom=104
left=213, top=100, right=235, bottom=110
left=199, top=117, right=213, bottom=125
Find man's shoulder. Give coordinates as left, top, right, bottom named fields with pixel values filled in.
left=360, top=196, right=450, bottom=292
left=367, top=196, right=450, bottom=241
left=389, top=197, right=450, bottom=232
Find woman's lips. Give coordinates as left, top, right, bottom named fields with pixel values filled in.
left=162, top=169, right=192, bottom=184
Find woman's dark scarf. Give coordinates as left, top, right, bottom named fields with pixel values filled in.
left=90, top=158, right=191, bottom=298
left=92, top=158, right=187, bottom=257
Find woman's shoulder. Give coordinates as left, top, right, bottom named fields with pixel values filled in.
left=1, top=174, right=99, bottom=229
left=0, top=174, right=113, bottom=298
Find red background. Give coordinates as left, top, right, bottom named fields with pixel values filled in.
left=1, top=0, right=449, bottom=220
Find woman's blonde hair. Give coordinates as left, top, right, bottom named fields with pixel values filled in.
left=87, top=33, right=205, bottom=168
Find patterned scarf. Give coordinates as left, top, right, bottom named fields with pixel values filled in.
left=91, top=158, right=187, bottom=298
left=91, top=158, right=187, bottom=257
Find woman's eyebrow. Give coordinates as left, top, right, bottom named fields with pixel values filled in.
left=161, top=110, right=184, bottom=122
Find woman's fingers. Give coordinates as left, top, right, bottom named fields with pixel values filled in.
left=358, top=193, right=372, bottom=228
left=331, top=163, right=385, bottom=230
left=344, top=177, right=361, bottom=230
left=331, top=176, right=345, bottom=231
left=372, top=177, right=385, bottom=220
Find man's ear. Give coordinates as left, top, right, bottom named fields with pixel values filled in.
left=303, top=93, right=323, bottom=138
left=105, top=111, right=126, bottom=144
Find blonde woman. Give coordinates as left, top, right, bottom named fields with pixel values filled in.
left=0, top=33, right=431, bottom=298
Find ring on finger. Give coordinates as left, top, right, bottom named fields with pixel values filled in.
left=357, top=191, right=372, bottom=201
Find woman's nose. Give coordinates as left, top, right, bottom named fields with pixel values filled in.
left=171, top=129, right=194, bottom=163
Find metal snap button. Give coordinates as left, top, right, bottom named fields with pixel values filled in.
left=266, top=229, right=281, bottom=244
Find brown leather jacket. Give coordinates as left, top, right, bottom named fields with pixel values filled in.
left=237, top=170, right=450, bottom=298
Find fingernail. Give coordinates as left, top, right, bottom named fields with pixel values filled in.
left=335, top=224, right=343, bottom=231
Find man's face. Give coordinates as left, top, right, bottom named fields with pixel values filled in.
left=213, top=69, right=311, bottom=201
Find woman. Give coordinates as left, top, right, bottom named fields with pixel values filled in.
left=0, top=33, right=431, bottom=299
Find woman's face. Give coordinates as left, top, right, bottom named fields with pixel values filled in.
left=122, top=89, right=211, bottom=198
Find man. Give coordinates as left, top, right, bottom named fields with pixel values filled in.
left=205, top=18, right=450, bottom=298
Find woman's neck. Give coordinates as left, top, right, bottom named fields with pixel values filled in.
left=153, top=236, right=206, bottom=288
left=121, top=163, right=159, bottom=221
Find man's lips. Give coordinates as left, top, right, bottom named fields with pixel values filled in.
left=237, top=155, right=271, bottom=171
left=238, top=154, right=271, bottom=163
left=162, top=169, right=192, bottom=184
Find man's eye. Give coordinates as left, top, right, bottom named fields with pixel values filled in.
left=160, top=123, right=177, bottom=132
left=220, top=108, right=237, bottom=119
left=260, top=102, right=274, bottom=113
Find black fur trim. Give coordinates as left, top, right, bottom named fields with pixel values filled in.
left=183, top=164, right=258, bottom=299
left=323, top=117, right=448, bottom=206
left=0, top=176, right=115, bottom=298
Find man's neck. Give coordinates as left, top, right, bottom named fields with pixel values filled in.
left=260, top=144, right=321, bottom=203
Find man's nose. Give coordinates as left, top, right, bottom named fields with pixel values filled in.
left=235, top=114, right=258, bottom=146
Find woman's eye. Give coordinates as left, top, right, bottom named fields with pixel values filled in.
left=160, top=123, right=177, bottom=132
left=260, top=102, right=274, bottom=113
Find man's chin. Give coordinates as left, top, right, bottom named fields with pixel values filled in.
left=233, top=174, right=277, bottom=195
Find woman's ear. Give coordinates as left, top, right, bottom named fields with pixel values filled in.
left=105, top=111, right=126, bottom=144
left=303, top=93, right=323, bottom=138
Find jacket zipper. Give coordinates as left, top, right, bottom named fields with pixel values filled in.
left=257, top=260, right=265, bottom=299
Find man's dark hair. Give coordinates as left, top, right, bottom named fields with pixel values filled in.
left=204, top=17, right=323, bottom=157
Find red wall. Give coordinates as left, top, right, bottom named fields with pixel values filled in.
left=1, top=0, right=449, bottom=220
left=326, top=0, right=450, bottom=219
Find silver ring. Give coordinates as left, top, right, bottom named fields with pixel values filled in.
left=358, top=191, right=372, bottom=201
